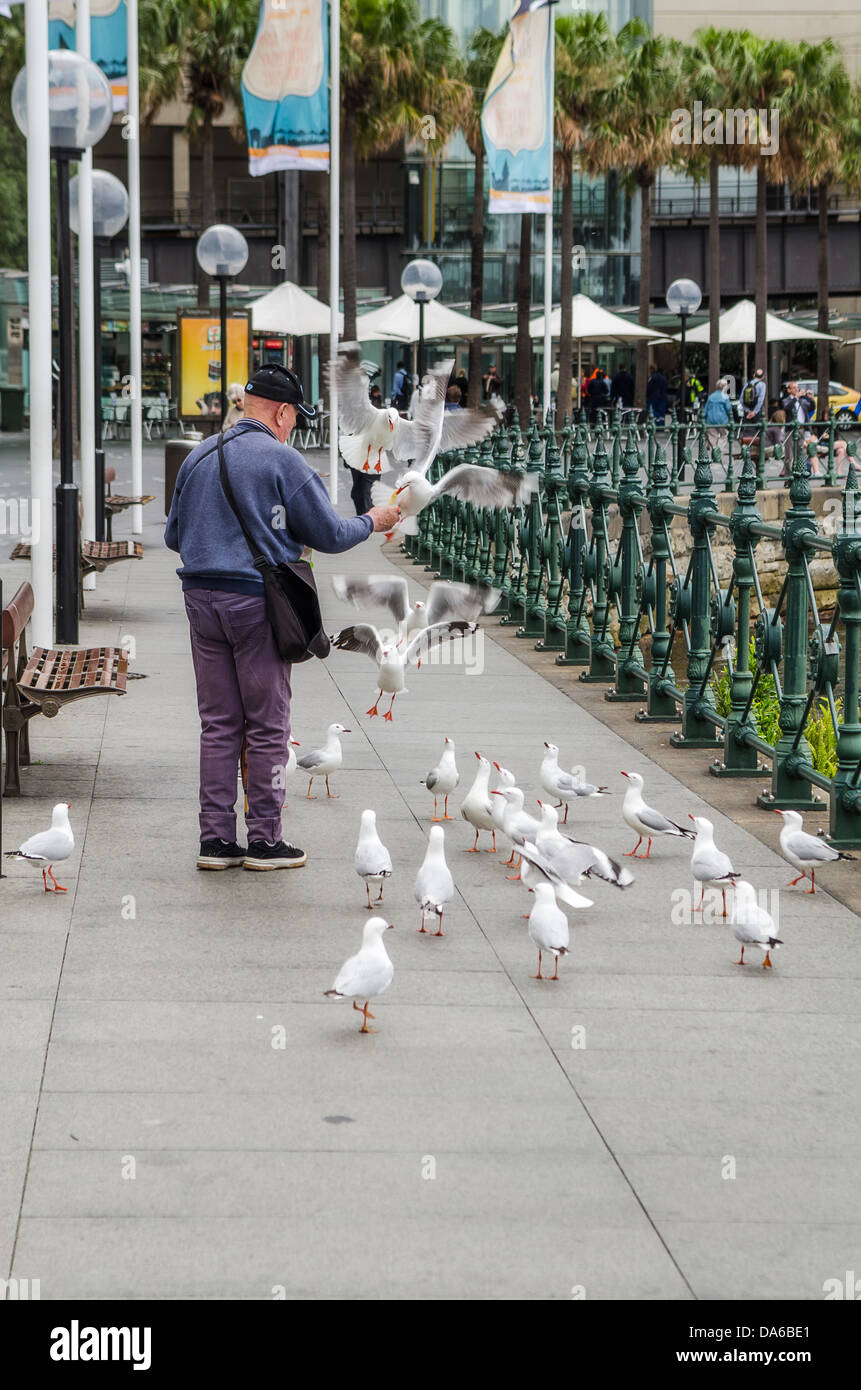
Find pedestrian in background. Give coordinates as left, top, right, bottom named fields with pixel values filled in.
left=646, top=364, right=668, bottom=426
left=703, top=376, right=733, bottom=472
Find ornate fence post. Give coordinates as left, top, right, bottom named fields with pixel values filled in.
left=579, top=424, right=616, bottom=682
left=637, top=440, right=680, bottom=721
left=517, top=419, right=547, bottom=638
left=476, top=432, right=497, bottom=591
left=710, top=449, right=763, bottom=778
left=822, top=408, right=838, bottom=488
left=670, top=432, right=722, bottom=748
left=500, top=413, right=529, bottom=626
left=829, top=461, right=861, bottom=846
left=606, top=428, right=646, bottom=701
left=491, top=425, right=513, bottom=613
left=756, top=442, right=820, bottom=810
left=536, top=426, right=567, bottom=652
left=557, top=421, right=592, bottom=666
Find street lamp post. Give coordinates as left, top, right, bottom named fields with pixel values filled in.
left=195, top=225, right=249, bottom=425
left=12, top=50, right=113, bottom=644
left=666, top=277, right=702, bottom=483
left=71, top=170, right=129, bottom=541
left=401, top=258, right=443, bottom=385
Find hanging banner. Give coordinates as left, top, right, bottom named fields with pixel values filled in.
left=481, top=0, right=554, bottom=216
left=47, top=1, right=128, bottom=111
left=241, top=0, right=330, bottom=177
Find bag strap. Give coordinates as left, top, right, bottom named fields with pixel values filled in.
left=216, top=432, right=267, bottom=569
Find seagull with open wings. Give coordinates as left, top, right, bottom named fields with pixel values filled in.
left=332, top=620, right=476, bottom=721
left=331, top=572, right=500, bottom=648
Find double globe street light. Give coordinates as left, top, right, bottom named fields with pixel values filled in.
left=195, top=224, right=249, bottom=425
left=70, top=169, right=130, bottom=541
left=12, top=50, right=113, bottom=643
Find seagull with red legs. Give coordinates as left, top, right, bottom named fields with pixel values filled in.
left=689, top=815, right=740, bottom=918
left=620, top=770, right=694, bottom=858
left=775, top=809, right=854, bottom=894
left=5, top=802, right=74, bottom=893
left=324, top=917, right=395, bottom=1033
left=423, top=737, right=459, bottom=820
left=414, top=825, right=454, bottom=936
left=332, top=620, right=475, bottom=721
left=460, top=752, right=497, bottom=853
left=731, top=880, right=783, bottom=969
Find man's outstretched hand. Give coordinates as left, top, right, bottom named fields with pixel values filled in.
left=367, top=504, right=402, bottom=533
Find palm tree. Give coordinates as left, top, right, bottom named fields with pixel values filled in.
left=339, top=0, right=466, bottom=342
left=554, top=11, right=620, bottom=420
left=139, top=0, right=259, bottom=304
left=679, top=28, right=753, bottom=390
left=784, top=40, right=852, bottom=418
left=595, top=26, right=684, bottom=407
left=463, top=27, right=506, bottom=408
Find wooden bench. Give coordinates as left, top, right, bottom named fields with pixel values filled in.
left=10, top=538, right=143, bottom=612
left=103, top=466, right=155, bottom=542
left=1, top=581, right=128, bottom=796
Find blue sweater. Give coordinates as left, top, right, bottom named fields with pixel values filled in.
left=164, top=419, right=373, bottom=594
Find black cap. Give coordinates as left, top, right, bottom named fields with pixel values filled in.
left=244, top=363, right=317, bottom=419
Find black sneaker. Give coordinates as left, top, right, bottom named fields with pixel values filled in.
left=243, top=840, right=307, bottom=871
left=197, top=839, right=247, bottom=870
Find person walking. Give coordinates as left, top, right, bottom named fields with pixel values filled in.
left=165, top=363, right=400, bottom=872
left=741, top=367, right=767, bottom=422
left=391, top=361, right=411, bottom=411
left=586, top=368, right=610, bottom=421
left=610, top=362, right=635, bottom=410
left=646, top=364, right=668, bottom=426
left=702, top=376, right=734, bottom=473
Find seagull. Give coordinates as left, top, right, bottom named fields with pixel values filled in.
left=620, top=770, right=694, bottom=857
left=284, top=738, right=301, bottom=778
left=527, top=882, right=570, bottom=980
left=539, top=743, right=609, bottom=823
left=296, top=723, right=350, bottom=798
left=355, top=810, right=393, bottom=910
left=493, top=785, right=540, bottom=877
left=332, top=574, right=499, bottom=648
left=330, top=346, right=500, bottom=479
left=689, top=815, right=740, bottom=917
left=517, top=841, right=594, bottom=911
left=490, top=762, right=518, bottom=854
left=775, top=809, right=854, bottom=893
left=460, top=752, right=497, bottom=853
left=424, top=737, right=459, bottom=820
left=5, top=802, right=74, bottom=893
left=414, top=824, right=454, bottom=935
left=381, top=459, right=539, bottom=541
left=324, top=917, right=395, bottom=1032
left=534, top=802, right=634, bottom=889
left=731, top=880, right=783, bottom=969
left=332, top=621, right=475, bottom=721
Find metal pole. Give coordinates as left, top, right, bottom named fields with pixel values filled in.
left=94, top=235, right=106, bottom=540
left=126, top=0, right=143, bottom=532
left=25, top=0, right=53, bottom=647
left=678, top=308, right=687, bottom=480
left=542, top=3, right=554, bottom=424
left=219, top=275, right=228, bottom=424
left=76, top=0, right=96, bottom=583
left=418, top=299, right=425, bottom=381
left=55, top=151, right=80, bottom=644
left=327, top=0, right=340, bottom=504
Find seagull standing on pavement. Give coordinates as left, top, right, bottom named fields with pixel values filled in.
left=324, top=917, right=395, bottom=1032
left=355, top=810, right=393, bottom=910
left=5, top=802, right=74, bottom=893
left=423, top=737, right=459, bottom=820
left=775, top=809, right=854, bottom=893
left=297, top=724, right=350, bottom=798
left=490, top=762, right=517, bottom=851
left=539, top=743, right=609, bottom=823
left=731, top=880, right=783, bottom=969
left=689, top=815, right=740, bottom=917
left=527, top=882, right=570, bottom=981
left=413, top=825, right=454, bottom=935
left=620, top=770, right=694, bottom=858
left=460, top=752, right=497, bottom=853
left=494, top=785, right=540, bottom=877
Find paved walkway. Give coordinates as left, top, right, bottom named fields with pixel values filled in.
left=2, top=446, right=861, bottom=1301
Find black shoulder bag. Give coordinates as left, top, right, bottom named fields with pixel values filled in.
left=216, top=432, right=330, bottom=664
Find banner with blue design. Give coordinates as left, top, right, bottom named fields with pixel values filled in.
left=482, top=0, right=554, bottom=216
left=241, top=0, right=330, bottom=176
left=48, top=1, right=128, bottom=111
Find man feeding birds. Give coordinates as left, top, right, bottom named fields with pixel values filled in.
left=165, top=362, right=401, bottom=873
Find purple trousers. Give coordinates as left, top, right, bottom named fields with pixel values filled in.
left=184, top=590, right=292, bottom=844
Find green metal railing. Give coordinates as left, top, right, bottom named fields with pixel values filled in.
left=402, top=410, right=861, bottom=850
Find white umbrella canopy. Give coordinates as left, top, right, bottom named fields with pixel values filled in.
left=842, top=336, right=861, bottom=347
left=526, top=293, right=667, bottom=343
left=355, top=294, right=503, bottom=343
left=676, top=298, right=838, bottom=345
left=249, top=281, right=343, bottom=337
